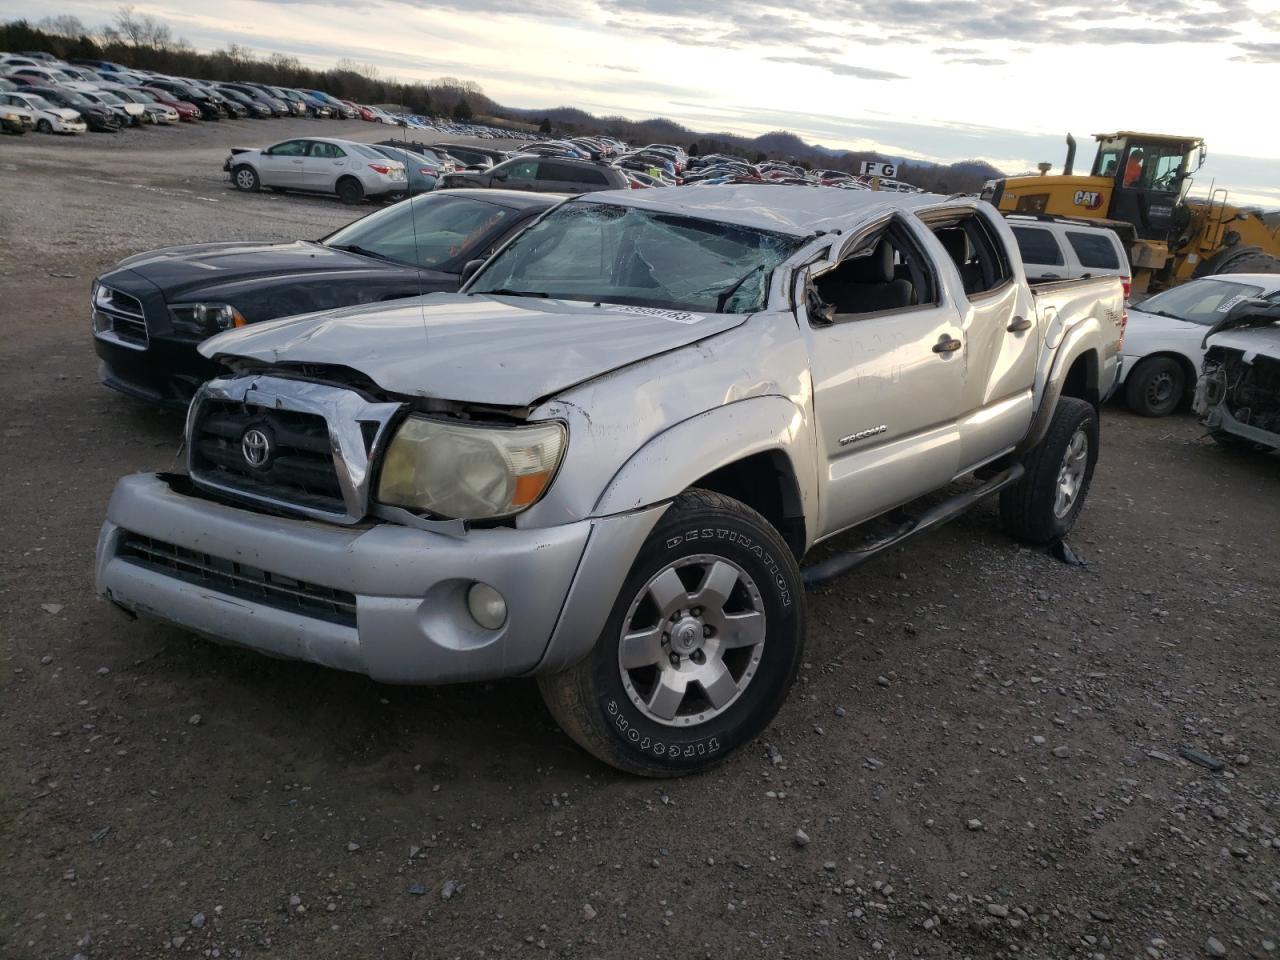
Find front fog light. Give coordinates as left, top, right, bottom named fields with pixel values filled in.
left=467, top=582, right=507, bottom=630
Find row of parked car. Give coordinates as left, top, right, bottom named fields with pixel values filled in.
left=0, top=50, right=482, bottom=133
left=221, top=126, right=931, bottom=208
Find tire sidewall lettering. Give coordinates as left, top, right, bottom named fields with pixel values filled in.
left=663, top=527, right=791, bottom=608
left=604, top=700, right=722, bottom=760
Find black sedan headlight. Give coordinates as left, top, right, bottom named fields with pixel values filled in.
left=169, top=302, right=246, bottom=337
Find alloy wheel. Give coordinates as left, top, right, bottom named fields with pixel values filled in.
left=617, top=554, right=766, bottom=727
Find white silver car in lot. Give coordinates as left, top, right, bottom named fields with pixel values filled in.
left=225, top=137, right=409, bottom=204
left=1117, top=274, right=1280, bottom=416
left=98, top=84, right=180, bottom=124
left=0, top=91, right=85, bottom=133
left=64, top=84, right=147, bottom=125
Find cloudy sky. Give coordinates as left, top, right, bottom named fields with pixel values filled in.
left=18, top=0, right=1280, bottom=204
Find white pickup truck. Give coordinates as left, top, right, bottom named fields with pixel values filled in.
left=96, top=185, right=1125, bottom=776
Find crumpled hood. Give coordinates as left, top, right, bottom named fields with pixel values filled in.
left=1207, top=324, right=1280, bottom=357
left=200, top=293, right=748, bottom=406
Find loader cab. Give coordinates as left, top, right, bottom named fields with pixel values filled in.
left=1092, top=132, right=1203, bottom=241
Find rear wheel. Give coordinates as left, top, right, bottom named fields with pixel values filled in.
left=538, top=489, right=804, bottom=777
left=1125, top=356, right=1186, bottom=417
left=232, top=165, right=259, bottom=192
left=336, top=177, right=364, bottom=205
left=1001, top=397, right=1099, bottom=544
left=1195, top=245, right=1280, bottom=278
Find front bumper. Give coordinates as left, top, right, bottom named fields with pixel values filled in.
left=95, top=335, right=219, bottom=408
left=96, top=473, right=664, bottom=684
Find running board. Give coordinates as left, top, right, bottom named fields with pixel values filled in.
left=800, top=464, right=1025, bottom=588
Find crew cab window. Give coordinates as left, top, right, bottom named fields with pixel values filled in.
left=309, top=142, right=346, bottom=159
left=1010, top=226, right=1065, bottom=266
left=1065, top=231, right=1120, bottom=270
left=929, top=212, right=1012, bottom=297
left=809, top=220, right=938, bottom=322
left=269, top=140, right=307, bottom=157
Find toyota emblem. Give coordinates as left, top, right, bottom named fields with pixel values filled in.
left=241, top=427, right=272, bottom=468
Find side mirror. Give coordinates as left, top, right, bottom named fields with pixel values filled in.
left=459, top=259, right=485, bottom=287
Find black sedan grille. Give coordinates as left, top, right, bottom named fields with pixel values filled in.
left=190, top=400, right=346, bottom=514
left=95, top=286, right=148, bottom=347
left=118, top=532, right=356, bottom=627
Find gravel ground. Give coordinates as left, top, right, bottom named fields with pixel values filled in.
left=1, top=119, right=1278, bottom=960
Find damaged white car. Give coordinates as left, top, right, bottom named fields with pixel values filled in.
left=1194, top=294, right=1280, bottom=452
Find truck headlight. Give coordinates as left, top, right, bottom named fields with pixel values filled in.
left=377, top=418, right=566, bottom=520
left=169, top=302, right=246, bottom=336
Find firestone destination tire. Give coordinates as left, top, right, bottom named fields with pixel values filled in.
left=538, top=489, right=805, bottom=777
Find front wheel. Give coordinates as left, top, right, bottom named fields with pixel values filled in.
left=232, top=165, right=260, bottom=192
left=1125, top=356, right=1185, bottom=417
left=36, top=119, right=52, bottom=134
left=1000, top=397, right=1099, bottom=544
left=538, top=489, right=804, bottom=777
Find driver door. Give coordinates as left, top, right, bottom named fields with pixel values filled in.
left=256, top=140, right=308, bottom=187
left=801, top=217, right=966, bottom=538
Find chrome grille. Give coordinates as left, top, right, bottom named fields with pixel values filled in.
left=118, top=532, right=356, bottom=627
left=186, top=376, right=402, bottom=524
left=190, top=400, right=346, bottom=514
left=93, top=285, right=149, bottom=348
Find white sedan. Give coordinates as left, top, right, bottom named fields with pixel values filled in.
left=1118, top=273, right=1280, bottom=416
left=0, top=91, right=85, bottom=134
left=225, top=137, right=408, bottom=204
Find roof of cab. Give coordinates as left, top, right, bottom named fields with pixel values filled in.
left=576, top=183, right=956, bottom=237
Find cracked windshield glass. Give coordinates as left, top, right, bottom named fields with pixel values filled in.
left=468, top=201, right=803, bottom=313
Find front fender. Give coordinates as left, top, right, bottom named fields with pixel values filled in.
left=593, top=394, right=816, bottom=532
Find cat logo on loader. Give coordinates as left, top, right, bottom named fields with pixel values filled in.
left=1073, top=190, right=1104, bottom=210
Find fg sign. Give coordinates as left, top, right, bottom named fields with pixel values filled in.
left=860, top=161, right=898, bottom=178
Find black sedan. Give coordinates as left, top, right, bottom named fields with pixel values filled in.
left=92, top=190, right=559, bottom=407
left=26, top=86, right=121, bottom=132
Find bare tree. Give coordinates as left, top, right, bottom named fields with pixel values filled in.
left=111, top=4, right=175, bottom=49
left=37, top=15, right=89, bottom=38
left=336, top=57, right=379, bottom=80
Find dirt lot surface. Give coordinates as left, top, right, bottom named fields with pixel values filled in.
left=1, top=119, right=1278, bottom=960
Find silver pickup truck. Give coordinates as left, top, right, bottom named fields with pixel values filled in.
left=96, top=185, right=1125, bottom=776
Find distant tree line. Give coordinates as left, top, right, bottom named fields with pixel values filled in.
left=0, top=10, right=494, bottom=119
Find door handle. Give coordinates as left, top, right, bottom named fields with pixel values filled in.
left=933, top=335, right=963, bottom=354
left=1007, top=316, right=1033, bottom=333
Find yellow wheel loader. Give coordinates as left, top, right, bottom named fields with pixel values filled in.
left=982, top=132, right=1280, bottom=295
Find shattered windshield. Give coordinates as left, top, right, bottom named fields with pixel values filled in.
left=468, top=201, right=803, bottom=313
